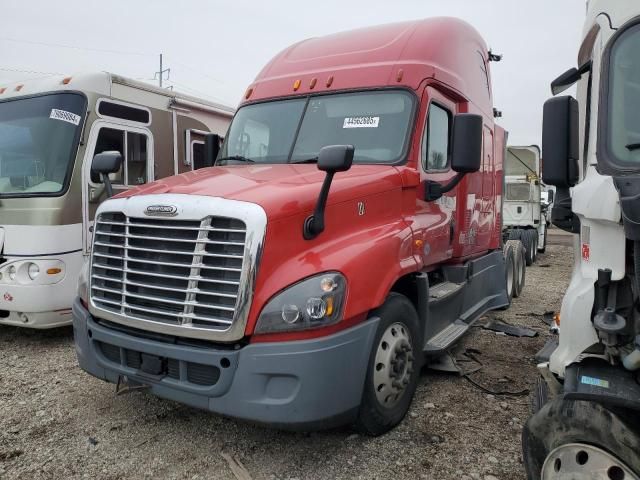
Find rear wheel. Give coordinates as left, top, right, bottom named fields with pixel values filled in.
left=522, top=230, right=535, bottom=266
left=523, top=399, right=640, bottom=480
left=507, top=239, right=525, bottom=298
left=531, top=231, right=539, bottom=263
left=499, top=241, right=517, bottom=309
left=355, top=293, right=421, bottom=436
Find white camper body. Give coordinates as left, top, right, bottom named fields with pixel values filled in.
left=0, top=72, right=233, bottom=329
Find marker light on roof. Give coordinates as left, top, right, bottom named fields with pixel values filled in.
left=0, top=88, right=5, bottom=94
left=396, top=69, right=404, bottom=82
left=245, top=87, right=253, bottom=100
left=293, top=79, right=301, bottom=91
left=15, top=85, right=23, bottom=91
left=326, top=75, right=334, bottom=88
left=309, top=78, right=317, bottom=89
left=62, top=77, right=72, bottom=85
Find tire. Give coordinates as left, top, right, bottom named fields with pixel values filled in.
left=355, top=293, right=422, bottom=436
left=538, top=224, right=547, bottom=254
left=531, top=231, right=538, bottom=263
left=522, top=230, right=534, bottom=266
left=508, top=229, right=522, bottom=241
left=499, top=241, right=517, bottom=309
left=523, top=399, right=640, bottom=480
left=506, top=239, right=525, bottom=298
left=530, top=376, right=548, bottom=414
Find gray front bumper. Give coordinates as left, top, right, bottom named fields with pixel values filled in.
left=72, top=299, right=379, bottom=429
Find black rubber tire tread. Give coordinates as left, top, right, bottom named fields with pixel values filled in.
left=498, top=241, right=516, bottom=310
left=522, top=398, right=640, bottom=480
left=522, top=230, right=534, bottom=266
left=508, top=229, right=522, bottom=241
left=530, top=376, right=548, bottom=414
left=355, top=293, right=422, bottom=436
left=506, top=239, right=525, bottom=298
left=531, top=231, right=538, bottom=263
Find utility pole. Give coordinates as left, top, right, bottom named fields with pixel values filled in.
left=153, top=53, right=170, bottom=88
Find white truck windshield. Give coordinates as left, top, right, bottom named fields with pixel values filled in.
left=607, top=23, right=640, bottom=166
left=0, top=92, right=86, bottom=197
left=218, top=90, right=415, bottom=165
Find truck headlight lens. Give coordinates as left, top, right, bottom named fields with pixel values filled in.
left=8, top=265, right=16, bottom=281
left=255, top=272, right=346, bottom=334
left=27, top=263, right=40, bottom=280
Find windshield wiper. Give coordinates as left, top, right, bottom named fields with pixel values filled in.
left=626, top=143, right=640, bottom=151
left=290, top=156, right=318, bottom=164
left=216, top=155, right=255, bottom=165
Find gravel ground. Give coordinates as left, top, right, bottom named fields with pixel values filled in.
left=0, top=234, right=573, bottom=480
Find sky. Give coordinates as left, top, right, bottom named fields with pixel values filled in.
left=0, top=0, right=586, bottom=145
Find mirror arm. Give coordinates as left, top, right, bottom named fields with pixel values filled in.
left=425, top=173, right=466, bottom=201
left=303, top=171, right=335, bottom=240
left=101, top=173, right=114, bottom=198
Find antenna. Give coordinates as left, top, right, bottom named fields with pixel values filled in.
left=153, top=53, right=170, bottom=87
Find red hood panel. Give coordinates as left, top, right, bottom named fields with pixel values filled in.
left=117, top=165, right=403, bottom=220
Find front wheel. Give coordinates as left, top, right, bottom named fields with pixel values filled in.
left=538, top=223, right=547, bottom=254
left=523, top=399, right=640, bottom=479
left=355, top=293, right=422, bottom=436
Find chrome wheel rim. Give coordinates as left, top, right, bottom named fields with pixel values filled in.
left=373, top=322, right=414, bottom=408
left=542, top=443, right=639, bottom=480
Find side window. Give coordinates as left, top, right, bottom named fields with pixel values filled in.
left=91, top=127, right=148, bottom=185
left=423, top=103, right=451, bottom=171
left=192, top=141, right=205, bottom=170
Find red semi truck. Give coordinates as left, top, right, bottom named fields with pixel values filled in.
left=73, top=17, right=514, bottom=434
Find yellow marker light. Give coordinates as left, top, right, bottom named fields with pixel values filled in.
left=244, top=87, right=253, bottom=100
left=396, top=69, right=404, bottom=82
left=293, top=79, right=301, bottom=91
left=309, top=78, right=317, bottom=89
left=553, top=312, right=561, bottom=326
left=15, top=84, right=23, bottom=91
left=46, top=268, right=62, bottom=275
left=326, top=75, right=334, bottom=88
left=415, top=239, right=424, bottom=248
left=62, top=77, right=72, bottom=85
left=0, top=87, right=5, bottom=94
left=325, top=297, right=334, bottom=316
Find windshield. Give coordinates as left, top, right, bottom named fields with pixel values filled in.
left=0, top=92, right=86, bottom=197
left=219, top=90, right=415, bottom=165
left=605, top=22, right=640, bottom=167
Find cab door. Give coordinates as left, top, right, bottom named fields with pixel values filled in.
left=414, top=86, right=459, bottom=267
left=81, top=121, right=154, bottom=253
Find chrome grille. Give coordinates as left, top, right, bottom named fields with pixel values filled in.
left=90, top=212, right=247, bottom=332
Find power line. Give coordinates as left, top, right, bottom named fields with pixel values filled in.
left=167, top=57, right=224, bottom=85
left=0, top=67, right=64, bottom=76
left=0, top=36, right=152, bottom=57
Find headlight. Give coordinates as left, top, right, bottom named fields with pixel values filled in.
left=8, top=265, right=16, bottom=281
left=255, top=272, right=346, bottom=334
left=77, top=259, right=90, bottom=304
left=27, top=263, right=40, bottom=280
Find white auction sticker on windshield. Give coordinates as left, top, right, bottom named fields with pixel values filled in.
left=343, top=116, right=380, bottom=128
left=50, top=109, right=81, bottom=126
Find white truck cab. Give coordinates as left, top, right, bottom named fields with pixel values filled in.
left=523, top=1, right=640, bottom=478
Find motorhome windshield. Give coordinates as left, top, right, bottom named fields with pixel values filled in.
left=604, top=22, right=640, bottom=168
left=218, top=90, right=415, bottom=165
left=0, top=92, right=86, bottom=197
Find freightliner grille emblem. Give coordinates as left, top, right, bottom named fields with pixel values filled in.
left=144, top=204, right=178, bottom=216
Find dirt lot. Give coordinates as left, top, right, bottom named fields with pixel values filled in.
left=0, top=233, right=573, bottom=480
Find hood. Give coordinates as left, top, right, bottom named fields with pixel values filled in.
left=116, top=164, right=405, bottom=220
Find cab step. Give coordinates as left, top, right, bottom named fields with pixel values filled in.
left=429, top=281, right=463, bottom=300
left=423, top=322, right=469, bottom=353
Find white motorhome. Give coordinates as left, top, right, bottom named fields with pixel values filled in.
left=503, top=145, right=548, bottom=265
left=524, top=1, right=640, bottom=478
left=0, top=72, right=233, bottom=329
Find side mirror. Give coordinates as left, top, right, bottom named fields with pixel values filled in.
left=318, top=145, right=354, bottom=173
left=204, top=133, right=221, bottom=168
left=424, top=114, right=482, bottom=202
left=542, top=96, right=579, bottom=188
left=91, top=151, right=122, bottom=198
left=451, top=113, right=483, bottom=173
left=303, top=145, right=354, bottom=240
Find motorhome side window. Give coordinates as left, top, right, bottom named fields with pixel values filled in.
left=91, top=127, right=148, bottom=185
left=424, top=103, right=451, bottom=171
